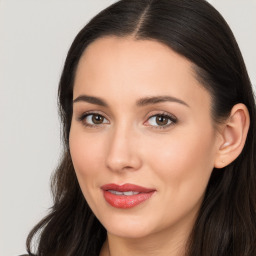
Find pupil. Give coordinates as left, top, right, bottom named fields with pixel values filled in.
left=93, top=115, right=103, bottom=124
left=156, top=116, right=168, bottom=125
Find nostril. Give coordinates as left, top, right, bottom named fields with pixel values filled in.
left=106, top=154, right=142, bottom=172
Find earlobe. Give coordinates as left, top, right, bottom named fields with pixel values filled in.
left=214, top=103, right=250, bottom=169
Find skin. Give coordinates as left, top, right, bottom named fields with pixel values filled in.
left=69, top=36, right=223, bottom=256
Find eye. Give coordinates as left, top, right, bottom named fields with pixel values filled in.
left=79, top=113, right=109, bottom=127
left=146, top=114, right=177, bottom=128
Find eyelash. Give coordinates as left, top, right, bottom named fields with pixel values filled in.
left=145, top=112, right=177, bottom=129
left=77, top=111, right=178, bottom=129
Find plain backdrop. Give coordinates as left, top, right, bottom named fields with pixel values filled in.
left=0, top=1, right=255, bottom=255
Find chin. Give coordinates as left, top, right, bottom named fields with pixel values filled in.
left=99, top=213, right=157, bottom=239
left=107, top=226, right=153, bottom=239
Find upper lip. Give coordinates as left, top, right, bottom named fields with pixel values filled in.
left=101, top=183, right=156, bottom=193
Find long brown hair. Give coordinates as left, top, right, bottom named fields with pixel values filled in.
left=26, top=0, right=256, bottom=255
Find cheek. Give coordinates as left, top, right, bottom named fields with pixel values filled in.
left=70, top=131, right=104, bottom=175
left=69, top=126, right=107, bottom=201
left=141, top=128, right=216, bottom=227
left=145, top=126, right=216, bottom=190
left=69, top=126, right=108, bottom=216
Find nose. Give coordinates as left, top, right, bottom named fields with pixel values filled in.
left=105, top=125, right=142, bottom=173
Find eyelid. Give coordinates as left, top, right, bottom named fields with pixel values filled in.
left=144, top=111, right=178, bottom=129
left=77, top=110, right=110, bottom=127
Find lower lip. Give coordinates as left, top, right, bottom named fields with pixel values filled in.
left=103, top=190, right=155, bottom=209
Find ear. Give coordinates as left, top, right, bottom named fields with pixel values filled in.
left=214, top=103, right=250, bottom=168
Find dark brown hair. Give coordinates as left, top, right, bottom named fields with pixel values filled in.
left=26, top=0, right=256, bottom=255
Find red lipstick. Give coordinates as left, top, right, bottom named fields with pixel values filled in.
left=101, top=183, right=156, bottom=209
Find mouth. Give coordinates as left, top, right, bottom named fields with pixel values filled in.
left=100, top=183, right=156, bottom=209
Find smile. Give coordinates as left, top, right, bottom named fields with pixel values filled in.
left=101, top=183, right=156, bottom=209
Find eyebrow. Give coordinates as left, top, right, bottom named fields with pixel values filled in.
left=73, top=95, right=189, bottom=108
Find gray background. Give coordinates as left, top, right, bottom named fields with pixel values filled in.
left=0, top=1, right=255, bottom=255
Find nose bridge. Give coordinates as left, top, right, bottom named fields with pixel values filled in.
left=106, top=121, right=141, bottom=172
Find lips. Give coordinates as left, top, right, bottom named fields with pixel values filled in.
left=101, top=183, right=156, bottom=209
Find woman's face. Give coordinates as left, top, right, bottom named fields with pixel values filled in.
left=69, top=36, right=221, bottom=239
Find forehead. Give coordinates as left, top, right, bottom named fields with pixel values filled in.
left=76, top=36, right=195, bottom=86
left=73, top=36, right=211, bottom=110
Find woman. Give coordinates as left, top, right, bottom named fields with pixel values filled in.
left=25, top=0, right=256, bottom=255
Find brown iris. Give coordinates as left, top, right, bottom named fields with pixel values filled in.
left=156, top=115, right=169, bottom=126
left=92, top=114, right=104, bottom=124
